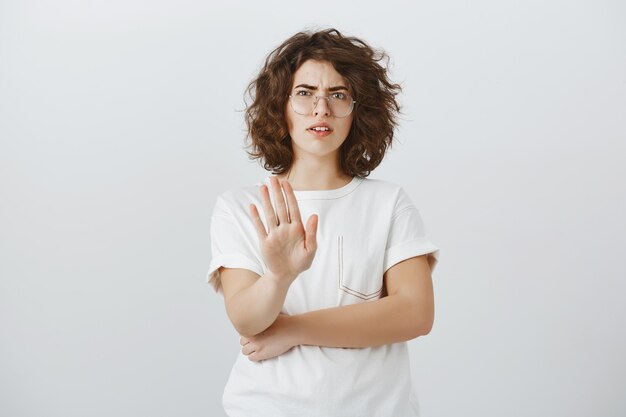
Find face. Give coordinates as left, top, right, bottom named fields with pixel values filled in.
left=285, top=59, right=354, bottom=162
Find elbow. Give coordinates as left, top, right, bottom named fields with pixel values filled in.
left=407, top=301, right=434, bottom=338
left=418, top=317, right=434, bottom=336
left=415, top=297, right=434, bottom=337
left=238, top=330, right=257, bottom=339
left=228, top=311, right=269, bottom=338
left=226, top=309, right=256, bottom=338
left=230, top=316, right=264, bottom=338
left=234, top=322, right=254, bottom=339
left=395, top=294, right=434, bottom=340
left=408, top=318, right=433, bottom=339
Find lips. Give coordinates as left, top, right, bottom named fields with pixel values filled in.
left=308, top=122, right=333, bottom=132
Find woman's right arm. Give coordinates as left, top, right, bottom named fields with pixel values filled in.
left=220, top=176, right=318, bottom=338
left=220, top=267, right=295, bottom=338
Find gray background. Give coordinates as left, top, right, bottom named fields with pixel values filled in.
left=1, top=0, right=625, bottom=416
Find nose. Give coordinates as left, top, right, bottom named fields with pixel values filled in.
left=313, top=96, right=331, bottom=117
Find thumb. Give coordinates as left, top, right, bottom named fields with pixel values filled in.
left=305, top=214, right=318, bottom=251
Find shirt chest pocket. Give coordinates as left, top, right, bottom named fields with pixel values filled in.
left=336, top=235, right=383, bottom=301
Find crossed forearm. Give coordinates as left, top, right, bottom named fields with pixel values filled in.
left=289, top=293, right=426, bottom=348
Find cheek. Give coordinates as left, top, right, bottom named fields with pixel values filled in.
left=339, top=118, right=354, bottom=136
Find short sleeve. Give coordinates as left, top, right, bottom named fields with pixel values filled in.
left=383, top=188, right=440, bottom=275
left=206, top=195, right=264, bottom=295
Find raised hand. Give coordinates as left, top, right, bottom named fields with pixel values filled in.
left=249, top=176, right=318, bottom=285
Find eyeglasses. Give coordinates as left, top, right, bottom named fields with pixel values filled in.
left=288, top=91, right=356, bottom=118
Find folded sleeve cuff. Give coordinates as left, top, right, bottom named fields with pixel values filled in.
left=206, top=254, right=265, bottom=295
left=383, top=238, right=440, bottom=275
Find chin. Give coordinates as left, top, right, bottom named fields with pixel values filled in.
left=294, top=140, right=339, bottom=153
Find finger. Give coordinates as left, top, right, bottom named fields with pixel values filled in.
left=240, top=336, right=249, bottom=346
left=259, top=184, right=278, bottom=230
left=270, top=176, right=289, bottom=225
left=242, top=344, right=254, bottom=355
left=282, top=180, right=302, bottom=224
left=249, top=204, right=267, bottom=240
left=305, top=214, right=318, bottom=251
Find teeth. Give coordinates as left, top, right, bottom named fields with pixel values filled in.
left=311, top=127, right=330, bottom=131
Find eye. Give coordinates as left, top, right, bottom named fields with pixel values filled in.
left=332, top=92, right=347, bottom=100
left=296, top=90, right=311, bottom=96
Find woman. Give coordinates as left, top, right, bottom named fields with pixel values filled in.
left=207, top=27, right=440, bottom=417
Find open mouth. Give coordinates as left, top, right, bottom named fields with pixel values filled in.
left=308, top=127, right=333, bottom=136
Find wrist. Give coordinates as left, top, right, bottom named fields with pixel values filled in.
left=264, top=270, right=296, bottom=289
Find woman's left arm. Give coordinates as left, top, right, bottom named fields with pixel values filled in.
left=240, top=254, right=434, bottom=361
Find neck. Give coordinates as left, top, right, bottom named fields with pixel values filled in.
left=276, top=160, right=352, bottom=191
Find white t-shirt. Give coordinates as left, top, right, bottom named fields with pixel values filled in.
left=207, top=175, right=440, bottom=417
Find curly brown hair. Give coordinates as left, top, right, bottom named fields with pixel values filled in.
left=243, top=27, right=402, bottom=178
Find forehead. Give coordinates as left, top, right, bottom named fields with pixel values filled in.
left=291, top=59, right=348, bottom=88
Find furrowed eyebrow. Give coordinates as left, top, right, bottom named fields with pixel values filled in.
left=294, top=84, right=349, bottom=92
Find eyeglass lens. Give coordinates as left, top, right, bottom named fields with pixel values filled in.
left=290, top=94, right=354, bottom=117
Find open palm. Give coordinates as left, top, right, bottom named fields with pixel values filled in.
left=249, top=176, right=318, bottom=283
